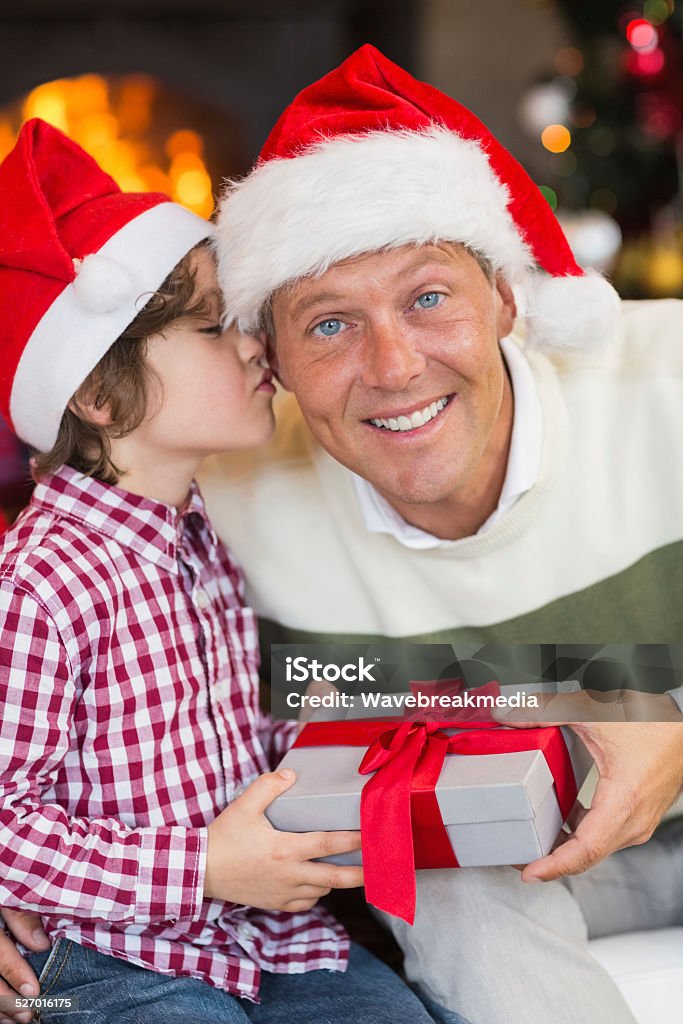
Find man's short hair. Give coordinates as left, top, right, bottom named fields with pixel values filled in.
left=259, top=242, right=494, bottom=340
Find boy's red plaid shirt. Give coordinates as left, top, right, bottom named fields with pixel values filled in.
left=0, top=466, right=347, bottom=1000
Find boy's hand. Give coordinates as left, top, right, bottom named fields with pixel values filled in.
left=204, top=769, right=363, bottom=912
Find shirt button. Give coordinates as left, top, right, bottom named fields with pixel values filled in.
left=240, top=923, right=256, bottom=939
left=195, top=589, right=210, bottom=610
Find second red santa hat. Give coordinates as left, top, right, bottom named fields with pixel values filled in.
left=216, top=44, right=619, bottom=348
left=0, top=119, right=212, bottom=451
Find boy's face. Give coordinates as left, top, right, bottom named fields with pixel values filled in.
left=139, top=247, right=276, bottom=460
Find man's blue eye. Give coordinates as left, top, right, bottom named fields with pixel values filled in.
left=415, top=292, right=442, bottom=309
left=313, top=319, right=343, bottom=337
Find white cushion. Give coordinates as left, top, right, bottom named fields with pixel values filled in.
left=588, top=929, right=683, bottom=1024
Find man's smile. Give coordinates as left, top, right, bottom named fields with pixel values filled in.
left=365, top=394, right=454, bottom=433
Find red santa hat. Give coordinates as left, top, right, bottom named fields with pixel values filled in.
left=0, top=119, right=213, bottom=452
left=216, top=44, right=619, bottom=347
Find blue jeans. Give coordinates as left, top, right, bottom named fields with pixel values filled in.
left=24, top=939, right=465, bottom=1024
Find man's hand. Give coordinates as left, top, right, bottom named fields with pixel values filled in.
left=497, top=694, right=683, bottom=882
left=205, top=769, right=363, bottom=911
left=0, top=909, right=50, bottom=1024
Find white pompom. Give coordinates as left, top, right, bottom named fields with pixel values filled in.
left=525, top=270, right=621, bottom=350
left=72, top=253, right=135, bottom=314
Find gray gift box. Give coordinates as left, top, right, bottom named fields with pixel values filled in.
left=267, top=710, right=593, bottom=868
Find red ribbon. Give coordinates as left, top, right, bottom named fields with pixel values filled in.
left=294, top=710, right=577, bottom=925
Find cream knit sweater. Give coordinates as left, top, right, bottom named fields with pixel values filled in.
left=200, top=301, right=683, bottom=653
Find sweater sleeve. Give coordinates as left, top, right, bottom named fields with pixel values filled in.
left=0, top=582, right=207, bottom=923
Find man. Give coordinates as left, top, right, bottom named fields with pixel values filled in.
left=1, top=45, right=682, bottom=1024
left=212, top=44, right=683, bottom=1024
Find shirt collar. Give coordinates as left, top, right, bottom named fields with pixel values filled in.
left=352, top=335, right=543, bottom=548
left=31, top=464, right=219, bottom=571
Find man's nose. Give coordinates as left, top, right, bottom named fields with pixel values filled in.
left=361, top=318, right=426, bottom=389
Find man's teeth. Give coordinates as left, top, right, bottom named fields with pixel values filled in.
left=370, top=397, right=449, bottom=432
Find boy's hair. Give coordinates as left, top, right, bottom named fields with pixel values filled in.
left=34, top=242, right=213, bottom=485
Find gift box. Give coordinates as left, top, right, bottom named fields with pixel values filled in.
left=267, top=704, right=593, bottom=923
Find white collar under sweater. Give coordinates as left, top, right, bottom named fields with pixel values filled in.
left=352, top=335, right=543, bottom=548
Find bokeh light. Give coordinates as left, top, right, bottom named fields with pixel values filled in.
left=166, top=129, right=203, bottom=159
left=626, top=18, right=658, bottom=51
left=626, top=48, right=666, bottom=76
left=553, top=47, right=584, bottom=76
left=5, top=74, right=216, bottom=220
left=643, top=0, right=673, bottom=25
left=541, top=124, right=571, bottom=153
left=539, top=185, right=558, bottom=210
left=645, top=245, right=683, bottom=295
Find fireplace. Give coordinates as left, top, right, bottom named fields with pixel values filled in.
left=0, top=1, right=417, bottom=170
left=0, top=1, right=416, bottom=518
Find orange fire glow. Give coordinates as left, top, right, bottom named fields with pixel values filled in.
left=0, top=74, right=214, bottom=219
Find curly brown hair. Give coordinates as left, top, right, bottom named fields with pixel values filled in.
left=34, top=241, right=214, bottom=485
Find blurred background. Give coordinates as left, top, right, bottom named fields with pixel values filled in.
left=1, top=0, right=682, bottom=520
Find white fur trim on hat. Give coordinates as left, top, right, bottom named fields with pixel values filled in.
left=72, top=253, right=136, bottom=314
left=216, top=126, right=533, bottom=333
left=11, top=202, right=213, bottom=451
left=525, top=270, right=621, bottom=350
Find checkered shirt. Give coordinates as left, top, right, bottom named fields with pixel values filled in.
left=0, top=466, right=348, bottom=1000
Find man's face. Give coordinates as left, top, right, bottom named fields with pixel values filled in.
left=270, top=243, right=516, bottom=509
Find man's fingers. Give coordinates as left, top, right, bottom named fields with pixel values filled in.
left=0, top=910, right=49, bottom=952
left=0, top=977, right=34, bottom=1024
left=549, top=798, right=590, bottom=854
left=0, top=932, right=40, bottom=1024
left=516, top=801, right=588, bottom=864
left=0, top=911, right=47, bottom=1024
left=0, top=973, right=35, bottom=1024
left=0, top=931, right=41, bottom=997
left=297, top=830, right=362, bottom=861
left=521, top=833, right=599, bottom=882
left=522, top=791, right=625, bottom=881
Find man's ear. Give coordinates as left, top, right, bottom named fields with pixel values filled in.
left=494, top=274, right=517, bottom=339
left=264, top=331, right=292, bottom=392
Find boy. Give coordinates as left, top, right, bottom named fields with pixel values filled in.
left=0, top=121, right=436, bottom=1024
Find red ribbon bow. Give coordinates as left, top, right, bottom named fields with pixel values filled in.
left=294, top=707, right=577, bottom=925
